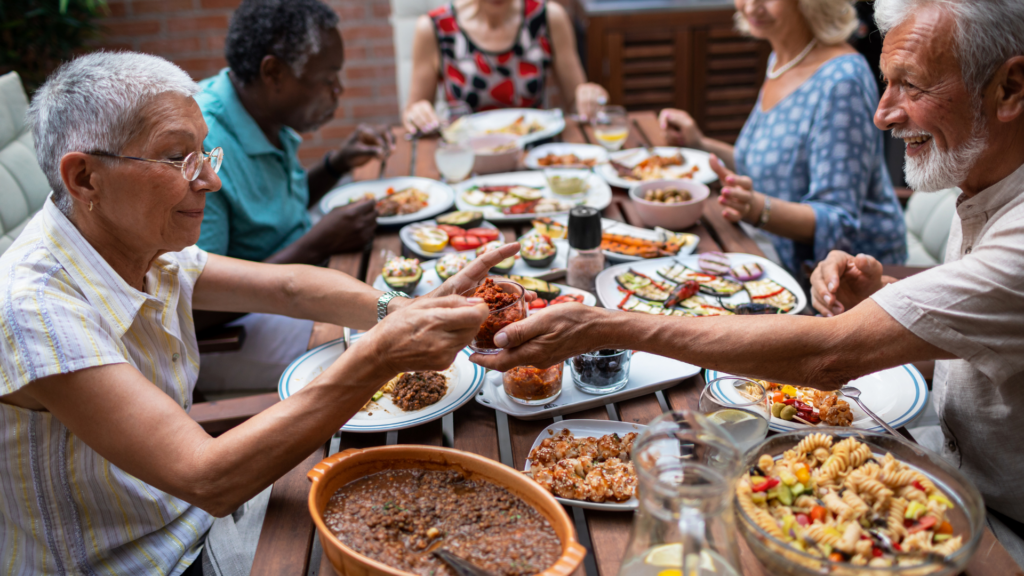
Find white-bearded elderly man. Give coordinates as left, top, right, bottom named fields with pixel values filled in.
left=469, top=0, right=1024, bottom=565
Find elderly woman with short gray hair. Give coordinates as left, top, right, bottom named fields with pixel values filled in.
left=659, top=0, right=907, bottom=279
left=0, top=51, right=517, bottom=575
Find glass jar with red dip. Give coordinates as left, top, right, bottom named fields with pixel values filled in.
left=462, top=278, right=526, bottom=354
left=502, top=364, right=563, bottom=405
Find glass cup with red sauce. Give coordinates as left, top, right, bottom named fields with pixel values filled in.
left=462, top=278, right=527, bottom=354
left=502, top=363, right=564, bottom=405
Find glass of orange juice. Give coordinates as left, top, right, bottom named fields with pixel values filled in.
left=591, top=105, right=629, bottom=151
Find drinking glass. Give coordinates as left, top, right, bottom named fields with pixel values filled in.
left=434, top=140, right=475, bottom=183
left=461, top=279, right=527, bottom=354
left=591, top=105, right=629, bottom=151
left=502, top=364, right=563, bottom=405
left=698, top=377, right=771, bottom=452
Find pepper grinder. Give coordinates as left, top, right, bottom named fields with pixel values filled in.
left=566, top=206, right=605, bottom=293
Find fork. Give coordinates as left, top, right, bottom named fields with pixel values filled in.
left=840, top=386, right=910, bottom=439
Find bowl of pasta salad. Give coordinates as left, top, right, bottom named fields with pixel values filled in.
left=735, top=428, right=984, bottom=576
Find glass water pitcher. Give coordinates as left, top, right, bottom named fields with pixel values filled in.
left=618, top=411, right=745, bottom=576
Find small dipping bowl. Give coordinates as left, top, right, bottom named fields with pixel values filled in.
left=503, top=364, right=564, bottom=405
left=462, top=279, right=527, bottom=354
left=570, top=349, right=632, bottom=395
left=543, top=168, right=592, bottom=201
left=628, top=179, right=709, bottom=231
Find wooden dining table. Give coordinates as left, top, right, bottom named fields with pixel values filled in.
left=245, top=111, right=1022, bottom=576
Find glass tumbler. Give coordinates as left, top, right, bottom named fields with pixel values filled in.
left=570, top=349, right=632, bottom=394
left=502, top=364, right=563, bottom=405
left=462, top=279, right=526, bottom=354
left=698, top=377, right=771, bottom=452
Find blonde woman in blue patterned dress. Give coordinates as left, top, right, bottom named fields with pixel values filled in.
left=660, top=0, right=907, bottom=276
left=0, top=52, right=520, bottom=576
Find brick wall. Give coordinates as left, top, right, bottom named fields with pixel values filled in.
left=97, top=0, right=399, bottom=167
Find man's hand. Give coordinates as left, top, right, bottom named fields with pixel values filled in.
left=403, top=100, right=441, bottom=134
left=330, top=124, right=395, bottom=173
left=708, top=154, right=762, bottom=224
left=359, top=295, right=489, bottom=375
left=659, top=108, right=705, bottom=149
left=810, top=251, right=890, bottom=317
left=470, top=304, right=609, bottom=371
left=309, top=198, right=377, bottom=256
left=575, top=83, right=609, bottom=121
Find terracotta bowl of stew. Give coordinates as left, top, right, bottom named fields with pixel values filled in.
left=307, top=444, right=587, bottom=576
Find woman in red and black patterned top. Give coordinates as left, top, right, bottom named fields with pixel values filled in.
left=402, top=0, right=608, bottom=133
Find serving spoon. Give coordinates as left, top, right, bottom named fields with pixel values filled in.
left=432, top=549, right=497, bottom=576
left=840, top=386, right=910, bottom=440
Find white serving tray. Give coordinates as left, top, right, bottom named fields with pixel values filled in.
left=523, top=420, right=645, bottom=511
left=476, top=352, right=700, bottom=419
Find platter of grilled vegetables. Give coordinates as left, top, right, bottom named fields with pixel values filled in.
left=594, top=252, right=806, bottom=316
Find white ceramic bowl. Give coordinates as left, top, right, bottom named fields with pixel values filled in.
left=628, top=178, right=709, bottom=231
left=468, top=134, right=520, bottom=174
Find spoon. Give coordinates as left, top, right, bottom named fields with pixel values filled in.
left=432, top=549, right=497, bottom=576
left=840, top=386, right=910, bottom=439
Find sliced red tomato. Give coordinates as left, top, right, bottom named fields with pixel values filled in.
left=908, top=516, right=938, bottom=534
left=437, top=225, right=465, bottom=238
left=550, top=294, right=585, bottom=305
left=450, top=236, right=484, bottom=251
left=529, top=299, right=548, bottom=310
left=467, top=227, right=499, bottom=242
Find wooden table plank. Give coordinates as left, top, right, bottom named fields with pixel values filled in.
left=453, top=396, right=501, bottom=461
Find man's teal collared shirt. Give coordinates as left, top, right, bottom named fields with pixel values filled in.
left=195, top=68, right=311, bottom=261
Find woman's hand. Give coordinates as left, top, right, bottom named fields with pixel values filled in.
left=575, top=82, right=609, bottom=121
left=470, top=304, right=611, bottom=371
left=658, top=108, right=705, bottom=149
left=810, top=251, right=889, bottom=317
left=359, top=295, right=489, bottom=375
left=403, top=100, right=441, bottom=134
left=709, top=154, right=762, bottom=224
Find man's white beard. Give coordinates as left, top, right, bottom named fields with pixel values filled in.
left=897, top=116, right=987, bottom=193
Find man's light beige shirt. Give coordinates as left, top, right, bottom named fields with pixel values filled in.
left=872, top=161, right=1024, bottom=521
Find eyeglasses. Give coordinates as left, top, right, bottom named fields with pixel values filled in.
left=87, top=147, right=224, bottom=181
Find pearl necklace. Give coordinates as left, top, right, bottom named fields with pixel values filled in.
left=766, top=39, right=817, bottom=80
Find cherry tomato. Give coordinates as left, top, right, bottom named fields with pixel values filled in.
left=550, top=294, right=585, bottom=305
left=529, top=299, right=548, bottom=310
left=912, top=480, right=927, bottom=493
left=467, top=227, right=499, bottom=242
left=772, top=392, right=785, bottom=404
left=810, top=505, right=827, bottom=524
left=450, top=236, right=483, bottom=251
left=872, top=547, right=883, bottom=558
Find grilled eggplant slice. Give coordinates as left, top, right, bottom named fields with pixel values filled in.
left=657, top=264, right=743, bottom=296
left=615, top=270, right=671, bottom=302
left=743, top=279, right=796, bottom=312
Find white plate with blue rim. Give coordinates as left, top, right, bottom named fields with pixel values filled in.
left=523, top=420, right=645, bottom=511
left=278, top=333, right=486, bottom=433
left=459, top=108, right=566, bottom=147
left=319, top=177, right=455, bottom=226
left=704, top=365, right=929, bottom=433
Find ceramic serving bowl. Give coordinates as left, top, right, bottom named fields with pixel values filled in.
left=628, top=178, right=709, bottom=230
left=737, top=428, right=984, bottom=576
left=468, top=134, right=521, bottom=174
left=308, top=444, right=586, bottom=576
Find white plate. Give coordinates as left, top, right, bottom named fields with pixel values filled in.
left=524, top=420, right=645, bottom=511
left=453, top=171, right=613, bottom=222
left=597, top=146, right=717, bottom=188
left=398, top=220, right=504, bottom=260
left=523, top=143, right=609, bottom=169
left=705, top=365, right=929, bottom=433
left=460, top=108, right=566, bottom=147
left=476, top=353, right=700, bottom=419
left=277, top=334, right=486, bottom=432
left=370, top=260, right=596, bottom=304
left=319, top=177, right=455, bottom=226
left=595, top=253, right=807, bottom=315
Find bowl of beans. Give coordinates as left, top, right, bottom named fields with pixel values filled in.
left=628, top=179, right=709, bottom=230
left=308, top=445, right=587, bottom=576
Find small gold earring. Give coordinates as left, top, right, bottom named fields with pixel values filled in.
left=89, top=201, right=94, bottom=211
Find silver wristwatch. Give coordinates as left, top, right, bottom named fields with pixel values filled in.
left=377, top=291, right=405, bottom=323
